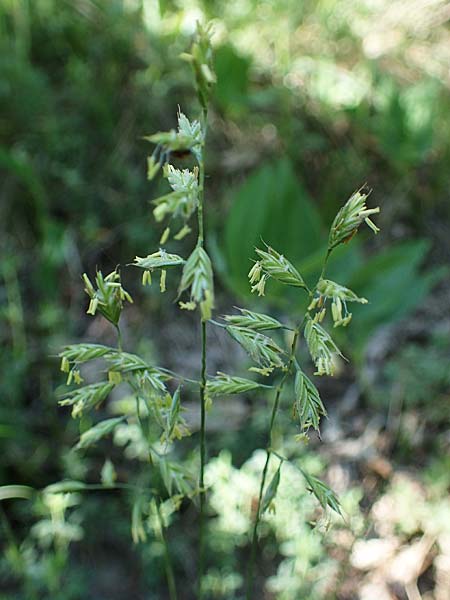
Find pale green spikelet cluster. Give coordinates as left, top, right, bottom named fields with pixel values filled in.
left=232, top=188, right=379, bottom=548
left=225, top=325, right=286, bottom=372
left=145, top=110, right=204, bottom=179
left=152, top=163, right=200, bottom=223
left=180, top=22, right=216, bottom=110
left=178, top=245, right=214, bottom=321
left=294, top=365, right=327, bottom=433
left=304, top=314, right=344, bottom=376
left=223, top=308, right=284, bottom=331
left=309, top=278, right=368, bottom=327
left=54, top=22, right=382, bottom=597
left=83, top=270, right=132, bottom=325
left=133, top=249, right=185, bottom=292
left=328, top=189, right=380, bottom=250
left=55, top=24, right=217, bottom=566
left=59, top=381, right=115, bottom=418
left=248, top=245, right=307, bottom=296
left=206, top=372, right=265, bottom=398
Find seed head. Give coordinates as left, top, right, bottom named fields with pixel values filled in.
left=328, top=190, right=380, bottom=251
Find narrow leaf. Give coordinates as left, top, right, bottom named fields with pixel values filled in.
left=75, top=416, right=126, bottom=451
left=261, top=463, right=282, bottom=514
left=166, top=386, right=181, bottom=440
left=44, top=481, right=90, bottom=494
left=0, top=485, right=34, bottom=501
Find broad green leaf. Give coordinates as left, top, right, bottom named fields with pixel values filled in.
left=214, top=44, right=250, bottom=116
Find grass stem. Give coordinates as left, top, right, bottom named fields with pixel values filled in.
left=197, top=106, right=208, bottom=599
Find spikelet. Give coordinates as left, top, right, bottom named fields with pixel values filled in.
left=304, top=315, right=343, bottom=376
left=249, top=245, right=307, bottom=293
left=328, top=190, right=379, bottom=250
left=178, top=245, right=214, bottom=321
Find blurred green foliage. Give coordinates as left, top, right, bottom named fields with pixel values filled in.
left=1, top=0, right=449, bottom=598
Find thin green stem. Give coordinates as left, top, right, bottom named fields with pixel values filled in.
left=197, top=108, right=208, bottom=246
left=197, top=106, right=208, bottom=599
left=115, top=324, right=123, bottom=352
left=199, top=319, right=207, bottom=599
left=319, top=249, right=331, bottom=282
left=157, top=366, right=199, bottom=386
left=156, top=498, right=178, bottom=600
left=246, top=328, right=299, bottom=599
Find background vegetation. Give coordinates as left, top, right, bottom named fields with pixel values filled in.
left=1, top=1, right=449, bottom=598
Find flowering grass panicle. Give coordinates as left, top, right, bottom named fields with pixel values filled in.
left=53, top=23, right=380, bottom=600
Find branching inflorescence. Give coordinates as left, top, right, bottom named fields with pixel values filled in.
left=55, top=24, right=380, bottom=600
